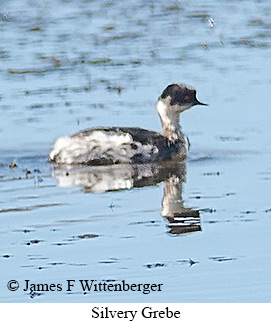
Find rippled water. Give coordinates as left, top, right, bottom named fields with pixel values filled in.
left=1, top=0, right=271, bottom=302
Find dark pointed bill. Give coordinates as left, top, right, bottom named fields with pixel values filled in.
left=195, top=98, right=208, bottom=106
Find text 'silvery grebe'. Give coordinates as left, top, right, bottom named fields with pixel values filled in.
left=49, top=83, right=207, bottom=165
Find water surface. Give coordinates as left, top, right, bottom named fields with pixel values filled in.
left=1, top=0, right=271, bottom=302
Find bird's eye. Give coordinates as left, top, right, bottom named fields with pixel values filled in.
left=184, top=95, right=190, bottom=102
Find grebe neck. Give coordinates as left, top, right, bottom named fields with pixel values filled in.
left=156, top=99, right=184, bottom=142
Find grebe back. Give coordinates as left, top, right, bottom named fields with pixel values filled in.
left=49, top=83, right=207, bottom=165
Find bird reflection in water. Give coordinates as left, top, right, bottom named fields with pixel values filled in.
left=51, top=161, right=201, bottom=235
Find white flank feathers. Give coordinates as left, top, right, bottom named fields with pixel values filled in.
left=49, top=131, right=133, bottom=164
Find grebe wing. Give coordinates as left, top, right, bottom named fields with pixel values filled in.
left=49, top=127, right=177, bottom=165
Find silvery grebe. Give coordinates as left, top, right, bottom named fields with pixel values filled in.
left=49, top=83, right=207, bottom=165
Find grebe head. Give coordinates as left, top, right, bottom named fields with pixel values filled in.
left=159, top=83, right=207, bottom=113
left=157, top=83, right=207, bottom=140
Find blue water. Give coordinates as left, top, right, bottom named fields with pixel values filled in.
left=1, top=0, right=271, bottom=302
